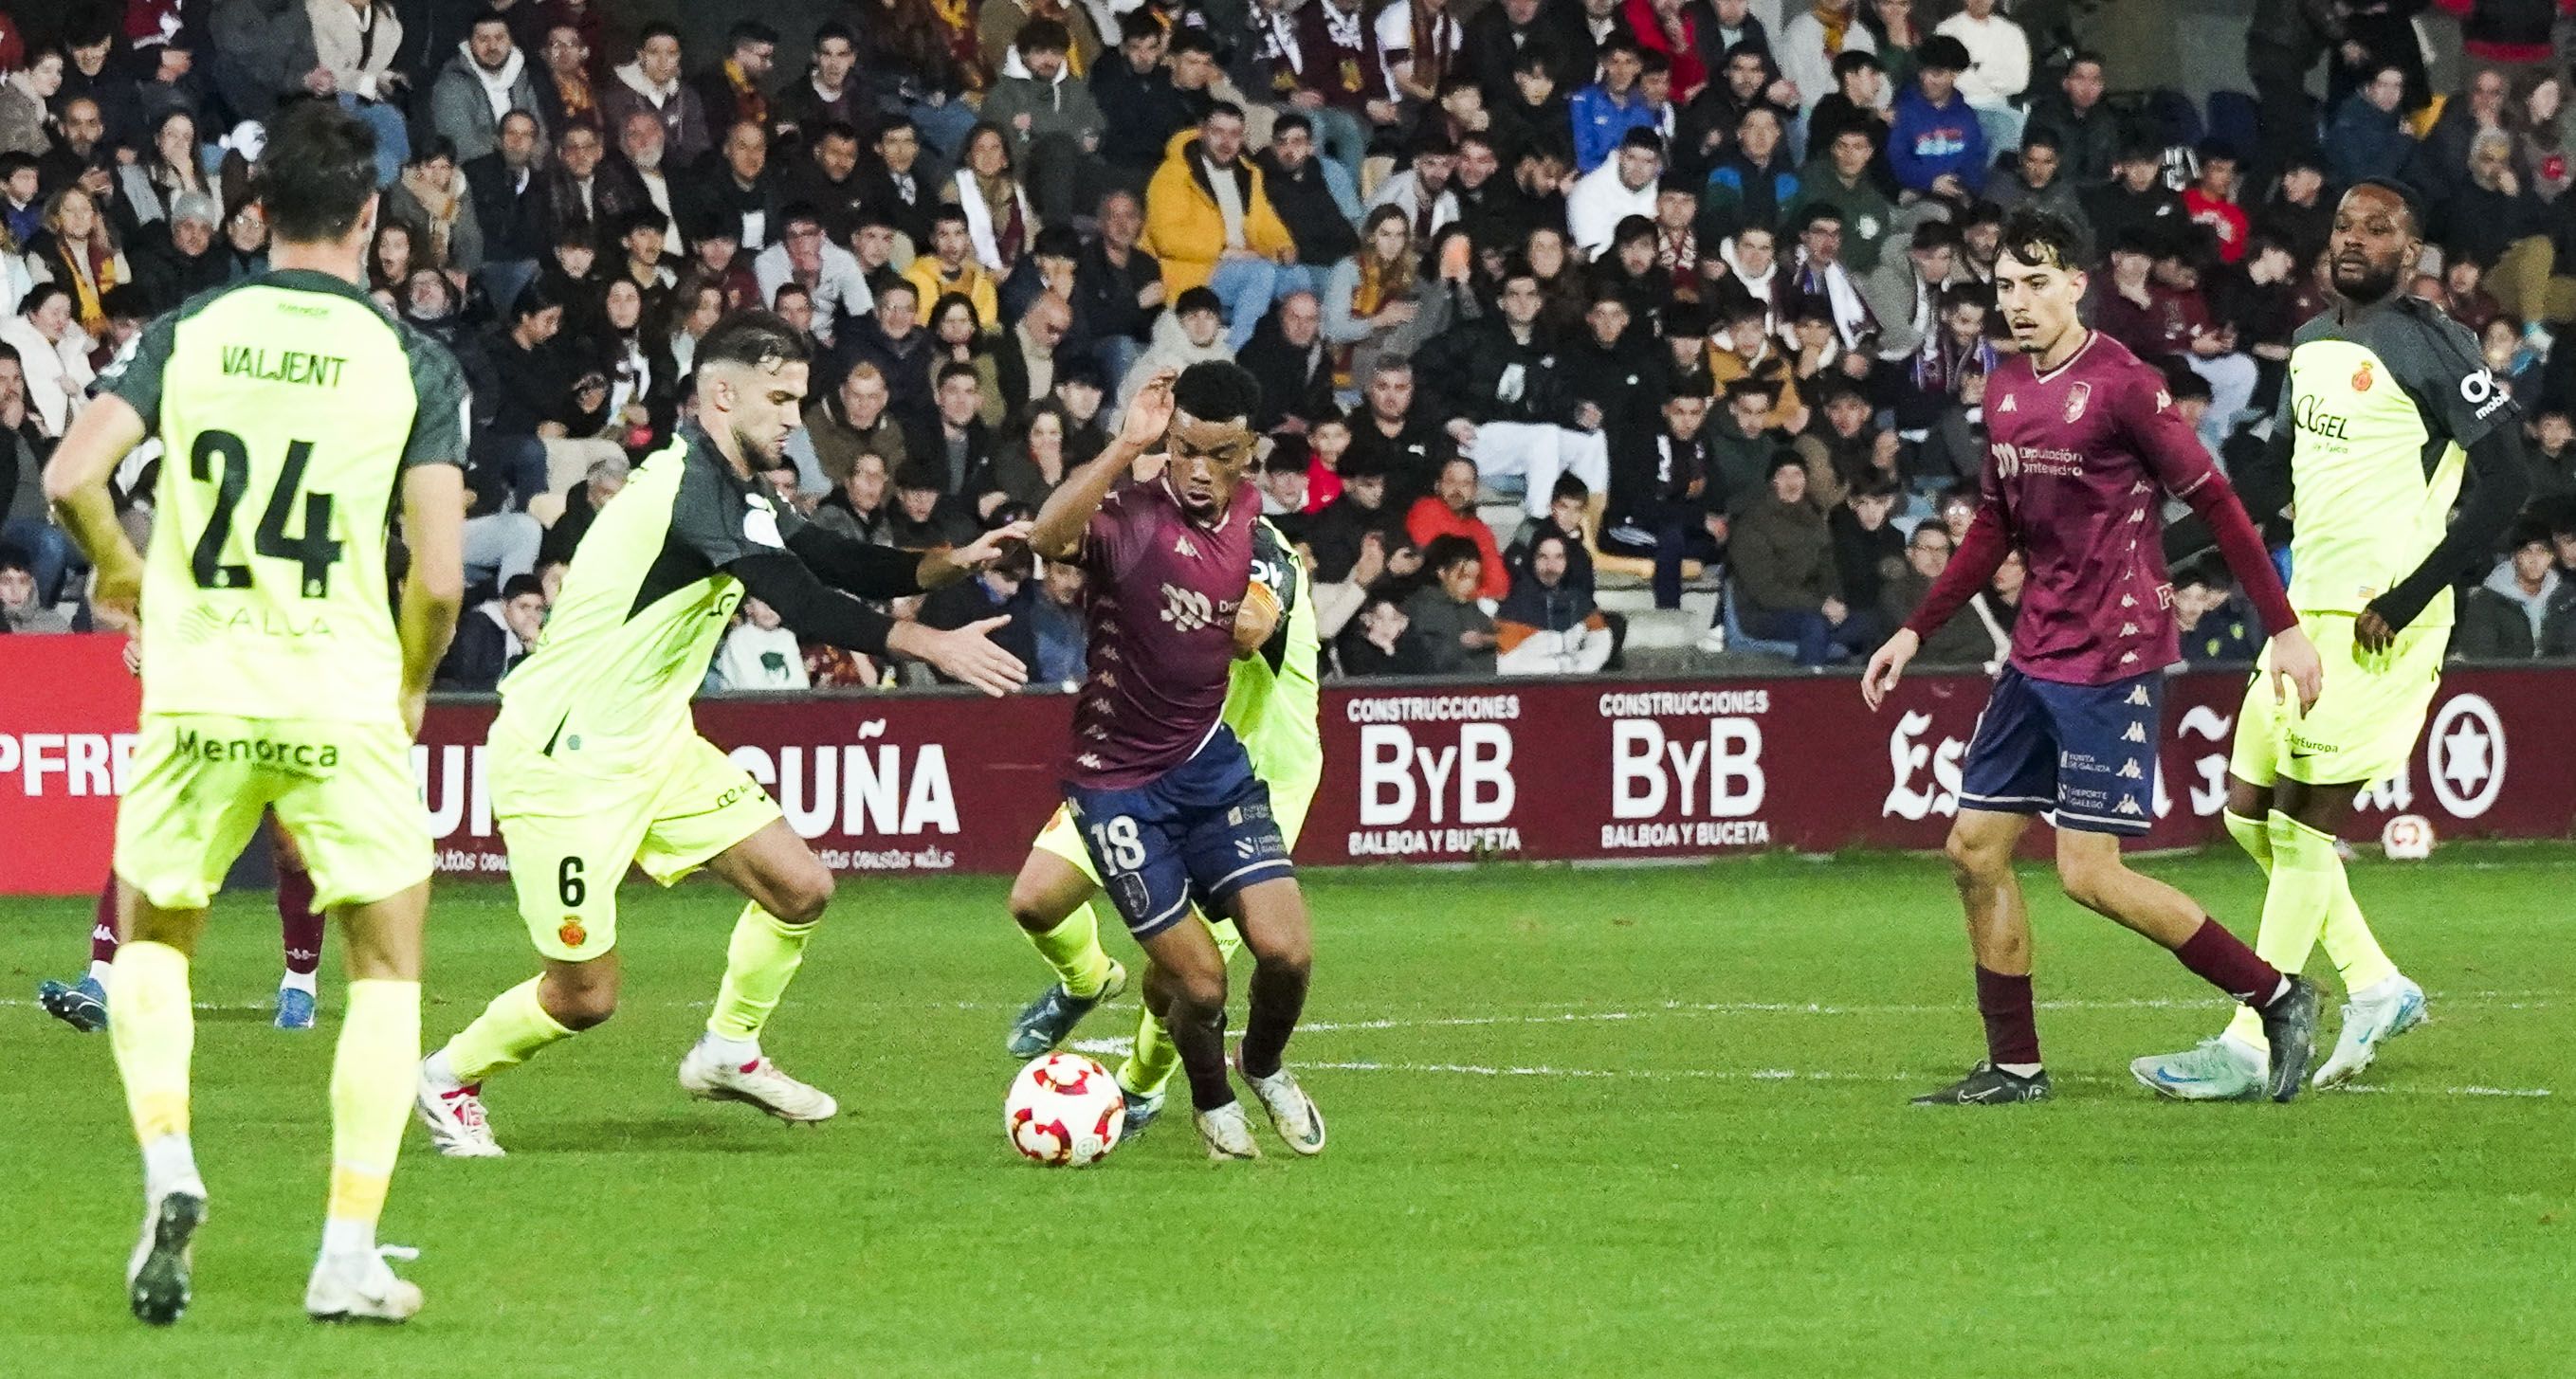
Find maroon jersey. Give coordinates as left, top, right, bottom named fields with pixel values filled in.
left=1976, top=330, right=2220, bottom=684
left=1065, top=476, right=1259, bottom=789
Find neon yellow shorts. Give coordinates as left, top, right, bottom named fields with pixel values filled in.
left=115, top=713, right=429, bottom=912
left=2232, top=614, right=2443, bottom=790
left=490, top=732, right=782, bottom=961
left=1033, top=765, right=1318, bottom=884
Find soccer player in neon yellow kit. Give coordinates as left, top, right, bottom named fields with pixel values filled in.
left=2131, top=179, right=2532, bottom=1098
left=1000, top=508, right=1321, bottom=1137
left=41, top=102, right=467, bottom=1324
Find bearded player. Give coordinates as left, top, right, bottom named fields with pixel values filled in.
left=999, top=509, right=1320, bottom=1141
left=1025, top=363, right=1324, bottom=1160
left=1862, top=207, right=2330, bottom=1106
left=415, top=311, right=1029, bottom=1157
left=2132, top=179, right=2530, bottom=1098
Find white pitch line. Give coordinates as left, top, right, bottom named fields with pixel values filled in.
left=1287, top=1059, right=2552, bottom=1100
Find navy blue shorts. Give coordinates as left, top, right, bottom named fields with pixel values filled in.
left=1959, top=666, right=2164, bottom=836
left=1064, top=727, right=1294, bottom=939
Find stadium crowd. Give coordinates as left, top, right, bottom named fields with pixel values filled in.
left=3, top=0, right=2574, bottom=683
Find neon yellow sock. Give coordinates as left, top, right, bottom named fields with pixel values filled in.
left=1119, top=916, right=1244, bottom=1098
left=709, top=903, right=814, bottom=1041
left=1025, top=903, right=1115, bottom=1000
left=108, top=941, right=197, bottom=1188
left=444, top=975, right=575, bottom=1083
left=325, top=979, right=419, bottom=1256
left=2226, top=812, right=2340, bottom=1052
left=2223, top=808, right=2274, bottom=875
left=2321, top=868, right=2401, bottom=993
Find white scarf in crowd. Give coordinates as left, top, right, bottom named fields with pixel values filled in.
left=465, top=40, right=526, bottom=122
left=952, top=169, right=1028, bottom=273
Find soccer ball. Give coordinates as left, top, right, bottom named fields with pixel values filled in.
left=2381, top=814, right=2438, bottom=862
left=1004, top=1053, right=1125, bottom=1167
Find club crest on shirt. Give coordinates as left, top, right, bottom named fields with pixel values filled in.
left=2063, top=382, right=2092, bottom=423
left=2352, top=360, right=2375, bottom=393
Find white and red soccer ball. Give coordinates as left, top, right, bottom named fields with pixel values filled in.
left=2381, top=814, right=2438, bottom=862
left=1004, top=1053, right=1125, bottom=1167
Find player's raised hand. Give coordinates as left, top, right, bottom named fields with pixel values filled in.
left=2269, top=625, right=2325, bottom=714
left=910, top=616, right=1029, bottom=697
left=1861, top=628, right=1919, bottom=712
left=953, top=520, right=1034, bottom=571
left=1121, top=372, right=1178, bottom=450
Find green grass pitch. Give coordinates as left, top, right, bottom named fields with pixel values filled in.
left=4, top=846, right=2571, bottom=1377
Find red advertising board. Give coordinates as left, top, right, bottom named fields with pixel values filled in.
left=5, top=631, right=2570, bottom=894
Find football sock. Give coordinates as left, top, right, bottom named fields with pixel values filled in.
left=323, top=979, right=418, bottom=1261
left=2321, top=870, right=2402, bottom=995
left=1974, top=965, right=2041, bottom=1070
left=1177, top=1011, right=1234, bottom=1112
left=442, top=975, right=575, bottom=1083
left=2222, top=808, right=2274, bottom=875
left=709, top=902, right=814, bottom=1042
left=2225, top=812, right=2395, bottom=1049
left=1123, top=919, right=1243, bottom=1098
left=277, top=864, right=325, bottom=982
left=2174, top=917, right=2289, bottom=1008
left=1024, top=903, right=1115, bottom=1000
left=107, top=941, right=199, bottom=1199
left=90, top=876, right=119, bottom=971
left=1238, top=955, right=1307, bottom=1081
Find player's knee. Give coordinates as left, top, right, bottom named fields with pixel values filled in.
left=549, top=984, right=619, bottom=1030
left=2055, top=853, right=2123, bottom=914
left=770, top=863, right=835, bottom=926
left=1005, top=880, right=1062, bottom=933
left=1168, top=966, right=1229, bottom=1018
left=1944, top=827, right=2001, bottom=884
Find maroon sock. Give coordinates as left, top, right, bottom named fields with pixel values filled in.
left=276, top=864, right=324, bottom=977
left=2172, top=918, right=2285, bottom=1006
left=90, top=876, right=120, bottom=967
left=1974, top=965, right=2042, bottom=1066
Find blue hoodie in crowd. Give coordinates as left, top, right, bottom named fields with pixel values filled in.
left=1887, top=81, right=1989, bottom=195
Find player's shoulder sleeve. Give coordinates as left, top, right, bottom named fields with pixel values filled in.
left=391, top=318, right=471, bottom=471
left=95, top=285, right=228, bottom=435
left=2114, top=353, right=2221, bottom=499
left=1080, top=483, right=1152, bottom=580
left=2384, top=299, right=2516, bottom=448
left=667, top=444, right=788, bottom=569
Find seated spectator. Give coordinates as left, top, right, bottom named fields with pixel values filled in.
left=2182, top=142, right=2251, bottom=265
left=1371, top=129, right=1465, bottom=239
left=1113, top=285, right=1229, bottom=409
left=830, top=280, right=938, bottom=421
left=2526, top=408, right=2576, bottom=518
left=992, top=287, right=1073, bottom=424
left=947, top=122, right=1038, bottom=277
left=466, top=111, right=550, bottom=310
left=1786, top=128, right=1907, bottom=280
left=536, top=454, right=630, bottom=568
left=601, top=24, right=712, bottom=168
left=906, top=360, right=1002, bottom=497
left=1891, top=283, right=1998, bottom=436
left=1861, top=220, right=1961, bottom=363
left=129, top=191, right=229, bottom=313
left=0, top=546, right=69, bottom=632
left=1238, top=292, right=1337, bottom=434
left=812, top=451, right=897, bottom=547
left=2445, top=132, right=2557, bottom=326
left=717, top=596, right=813, bottom=691
left=1783, top=205, right=1879, bottom=354
left=977, top=19, right=1105, bottom=227
left=2173, top=565, right=2263, bottom=665
left=1325, top=206, right=1431, bottom=399
left=1568, top=128, right=1663, bottom=260
left=2022, top=50, right=2120, bottom=185
left=755, top=206, right=869, bottom=348
left=1143, top=102, right=1304, bottom=353
left=1494, top=531, right=1615, bottom=674
left=119, top=110, right=215, bottom=231
left=2327, top=64, right=2417, bottom=189
left=2253, top=154, right=2334, bottom=267
left=2, top=285, right=93, bottom=439
left=1887, top=36, right=1987, bottom=207
left=904, top=208, right=1004, bottom=336
left=1829, top=479, right=1903, bottom=636
left=1429, top=264, right=1611, bottom=524
left=2082, top=142, right=2186, bottom=259
left=1343, top=358, right=1454, bottom=507
left=918, top=542, right=1040, bottom=680
left=1991, top=134, right=2091, bottom=245
left=1701, top=105, right=1799, bottom=244
left=1336, top=593, right=1427, bottom=676
left=1778, top=0, right=1875, bottom=112
left=388, top=139, right=485, bottom=278
left=1405, top=456, right=1513, bottom=601
left=1806, top=50, right=1893, bottom=172
left=2457, top=527, right=2576, bottom=659
left=923, top=294, right=1006, bottom=426
left=1604, top=391, right=1725, bottom=609
left=1934, top=0, right=2029, bottom=154
left=435, top=575, right=550, bottom=691
left=1304, top=411, right=1354, bottom=511
left=1507, top=474, right=1601, bottom=581
left=973, top=399, right=1074, bottom=508
left=433, top=10, right=547, bottom=167
left=1729, top=453, right=1874, bottom=666
left=886, top=459, right=982, bottom=549
left=795, top=362, right=910, bottom=492
left=1572, top=41, right=1662, bottom=175
left=1308, top=450, right=1415, bottom=582
left=1403, top=535, right=1500, bottom=673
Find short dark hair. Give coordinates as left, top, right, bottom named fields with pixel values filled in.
left=1015, top=17, right=1070, bottom=54
left=1172, top=360, right=1262, bottom=427
left=502, top=573, right=547, bottom=602
left=1725, top=378, right=1778, bottom=407
left=1997, top=206, right=2090, bottom=273
left=2347, top=176, right=2428, bottom=237
left=1834, top=48, right=1883, bottom=78
left=936, top=359, right=982, bottom=390
left=1033, top=225, right=1083, bottom=262
left=470, top=9, right=513, bottom=34
left=257, top=100, right=379, bottom=245
left=1422, top=534, right=1482, bottom=574
left=640, top=22, right=681, bottom=47
left=1917, top=35, right=1971, bottom=74
left=18, top=282, right=66, bottom=321
left=727, top=19, right=778, bottom=51
left=813, top=119, right=861, bottom=147
left=1273, top=111, right=1314, bottom=138
left=1909, top=220, right=1963, bottom=254
left=814, top=21, right=856, bottom=49
left=509, top=280, right=558, bottom=323
left=1175, top=285, right=1224, bottom=317
left=1171, top=29, right=1220, bottom=59
left=1618, top=127, right=1666, bottom=156
left=894, top=460, right=945, bottom=492
left=1120, top=11, right=1164, bottom=44
left=699, top=310, right=813, bottom=371
left=930, top=206, right=970, bottom=231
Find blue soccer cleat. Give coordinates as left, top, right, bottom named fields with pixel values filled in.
left=274, top=987, right=317, bottom=1031
left=38, top=976, right=108, bottom=1033
left=1117, top=1086, right=1163, bottom=1144
left=1004, top=961, right=1127, bottom=1059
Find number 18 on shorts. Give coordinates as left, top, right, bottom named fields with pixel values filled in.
left=1064, top=728, right=1293, bottom=939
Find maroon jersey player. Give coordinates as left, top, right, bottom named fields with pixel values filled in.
left=1028, top=363, right=1326, bottom=1161
left=1861, top=207, right=2329, bottom=1107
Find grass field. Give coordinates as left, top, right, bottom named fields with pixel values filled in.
left=3, top=845, right=2571, bottom=1377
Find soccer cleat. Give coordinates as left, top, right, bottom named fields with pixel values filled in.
left=2314, top=978, right=2429, bottom=1089
left=304, top=1249, right=424, bottom=1324
left=1117, top=1087, right=1164, bottom=1144
left=1005, top=961, right=1129, bottom=1060
left=2257, top=976, right=2323, bottom=1102
left=1234, top=1057, right=1326, bottom=1155
left=1193, top=1101, right=1262, bottom=1160
left=274, top=987, right=317, bottom=1031
left=126, top=1188, right=206, bottom=1326
left=37, top=976, right=108, bottom=1033
left=1910, top=1061, right=2053, bottom=1106
left=414, top=1064, right=505, bottom=1158
left=2130, top=1037, right=2266, bottom=1101
left=678, top=1038, right=838, bottom=1122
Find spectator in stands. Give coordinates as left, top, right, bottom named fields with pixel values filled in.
left=1701, top=105, right=1798, bottom=241
left=1791, top=376, right=1881, bottom=510
left=1144, top=102, right=1302, bottom=353
left=2083, top=140, right=2186, bottom=260
left=2173, top=565, right=2263, bottom=665
left=903, top=207, right=1002, bottom=336
left=1861, top=219, right=1960, bottom=362
left=602, top=24, right=711, bottom=169
left=308, top=0, right=411, bottom=183
left=466, top=110, right=549, bottom=312
left=31, top=188, right=130, bottom=349
left=1991, top=132, right=2091, bottom=244
left=0, top=546, right=68, bottom=632
left=1829, top=478, right=1902, bottom=635
left=907, top=359, right=1002, bottom=496
left=1777, top=0, right=1874, bottom=112
left=990, top=287, right=1072, bottom=424
left=119, top=110, right=212, bottom=231
left=388, top=137, right=483, bottom=277
left=1256, top=114, right=1364, bottom=273
left=1121, top=285, right=1232, bottom=408
left=886, top=459, right=980, bottom=549
left=2416, top=62, right=2516, bottom=206
left=1308, top=447, right=1414, bottom=582
left=948, top=122, right=1036, bottom=277
left=1934, top=0, right=2028, bottom=154
left=1888, top=36, right=1988, bottom=207
left=1785, top=128, right=1903, bottom=278
left=2327, top=64, right=2417, bottom=188
left=1239, top=292, right=1337, bottom=433
left=716, top=596, right=812, bottom=691
left=812, top=450, right=897, bottom=547
left=1611, top=390, right=1725, bottom=609
left=1323, top=206, right=1425, bottom=394
left=1495, top=531, right=1616, bottom=674
left=1571, top=38, right=1658, bottom=175
left=207, top=0, right=320, bottom=127
left=1093, top=18, right=1202, bottom=179
left=1434, top=265, right=1612, bottom=526
left=2, top=284, right=90, bottom=439
left=1337, top=592, right=1426, bottom=676
left=1879, top=518, right=1999, bottom=665
left=693, top=20, right=779, bottom=138
left=831, top=279, right=938, bottom=422
left=1028, top=557, right=1087, bottom=685
left=1709, top=295, right=1803, bottom=428
left=1265, top=0, right=1400, bottom=176
left=919, top=542, right=1040, bottom=680
left=1705, top=375, right=1787, bottom=509
left=979, top=20, right=1105, bottom=229
left=1401, top=455, right=1509, bottom=603
left=432, top=10, right=544, bottom=167
left=1785, top=204, right=1878, bottom=352
left=2023, top=50, right=2119, bottom=186
left=1405, top=534, right=1500, bottom=673
left=1805, top=50, right=1891, bottom=172
left=1730, top=452, right=1873, bottom=666
left=1569, top=127, right=1663, bottom=259
left=131, top=191, right=228, bottom=311
left=436, top=574, right=548, bottom=690
left=1372, top=130, right=1465, bottom=241
left=2450, top=131, right=2559, bottom=326
left=2254, top=153, right=2334, bottom=265
left=0, top=52, right=55, bottom=158
left=1863, top=0, right=1923, bottom=94
left=532, top=22, right=605, bottom=141
left=2457, top=526, right=2576, bottom=658
left=2525, top=408, right=2576, bottom=515
left=2184, top=142, right=2251, bottom=265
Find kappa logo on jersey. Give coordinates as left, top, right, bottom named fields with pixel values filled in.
left=1174, top=535, right=1199, bottom=558
left=2122, top=721, right=2147, bottom=743
left=1159, top=582, right=1218, bottom=634
left=2063, top=382, right=2092, bottom=423
left=2115, top=797, right=2145, bottom=817
left=2352, top=360, right=2375, bottom=393
left=2155, top=390, right=2172, bottom=410
left=1998, top=392, right=2017, bottom=413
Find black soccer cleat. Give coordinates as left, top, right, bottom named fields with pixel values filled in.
left=2257, top=975, right=2323, bottom=1103
left=127, top=1189, right=205, bottom=1326
left=1911, top=1060, right=2053, bottom=1106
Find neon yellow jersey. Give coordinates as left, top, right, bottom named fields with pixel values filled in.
left=102, top=269, right=467, bottom=723
left=1225, top=517, right=1323, bottom=792
left=2276, top=297, right=2514, bottom=626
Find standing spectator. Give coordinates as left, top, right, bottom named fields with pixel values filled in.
left=1569, top=127, right=1663, bottom=258
left=1404, top=534, right=1500, bottom=673
left=1142, top=102, right=1303, bottom=353
left=691, top=20, right=777, bottom=137
left=2326, top=64, right=2417, bottom=188
left=1886, top=36, right=1986, bottom=205
left=1932, top=0, right=2027, bottom=154
left=1495, top=530, right=1616, bottom=673
left=979, top=19, right=1105, bottom=229
left=1805, top=48, right=1891, bottom=168
left=1829, top=479, right=1902, bottom=635
left=2021, top=50, right=2120, bottom=186
left=1777, top=0, right=1875, bottom=114
left=307, top=0, right=411, bottom=182
left=1094, top=18, right=1207, bottom=180
left=1730, top=453, right=1872, bottom=665
left=466, top=109, right=548, bottom=309
left=600, top=24, right=710, bottom=169
left=811, top=450, right=898, bottom=547
left=1878, top=518, right=1999, bottom=665
left=431, top=9, right=544, bottom=166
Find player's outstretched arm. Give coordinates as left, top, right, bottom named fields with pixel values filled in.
left=1030, top=370, right=1175, bottom=561
left=727, top=549, right=1030, bottom=697
left=397, top=463, right=468, bottom=735
left=39, top=393, right=150, bottom=621
left=2362, top=425, right=2534, bottom=649
left=914, top=519, right=1036, bottom=590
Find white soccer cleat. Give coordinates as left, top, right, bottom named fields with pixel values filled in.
left=304, top=1249, right=424, bottom=1324
left=2313, top=977, right=2430, bottom=1089
left=1194, top=1101, right=1262, bottom=1161
left=678, top=1038, right=838, bottom=1122
left=1235, top=1058, right=1326, bottom=1155
left=414, top=1062, right=505, bottom=1158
